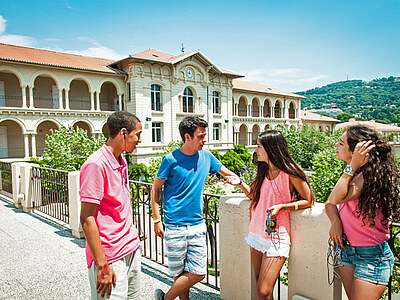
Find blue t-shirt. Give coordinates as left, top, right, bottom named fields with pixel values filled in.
left=156, top=148, right=222, bottom=225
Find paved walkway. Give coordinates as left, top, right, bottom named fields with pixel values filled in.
left=0, top=196, right=220, bottom=300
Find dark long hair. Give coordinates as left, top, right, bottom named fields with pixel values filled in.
left=346, top=125, right=400, bottom=227
left=250, top=130, right=314, bottom=208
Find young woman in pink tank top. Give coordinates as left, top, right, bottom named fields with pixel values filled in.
left=225, top=130, right=314, bottom=300
left=326, top=125, right=399, bottom=299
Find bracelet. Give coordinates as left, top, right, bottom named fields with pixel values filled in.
left=153, top=218, right=161, bottom=224
left=239, top=178, right=242, bottom=185
left=285, top=204, right=288, bottom=211
left=294, top=202, right=299, bottom=211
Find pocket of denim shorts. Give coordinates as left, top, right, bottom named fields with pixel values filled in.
left=355, top=245, right=382, bottom=262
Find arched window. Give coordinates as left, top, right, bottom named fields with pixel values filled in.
left=183, top=87, right=194, bottom=113
left=213, top=91, right=220, bottom=114
left=289, top=102, right=295, bottom=119
left=274, top=101, right=281, bottom=118
left=151, top=84, right=162, bottom=111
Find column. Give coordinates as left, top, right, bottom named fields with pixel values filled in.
left=284, top=100, right=289, bottom=119
left=31, top=134, right=37, bottom=158
left=118, top=94, right=122, bottom=111
left=23, top=134, right=29, bottom=158
left=58, top=88, right=63, bottom=110
left=90, top=92, right=95, bottom=111
left=65, top=89, right=70, bottom=110
left=96, top=92, right=100, bottom=111
left=28, top=86, right=34, bottom=108
left=272, top=106, right=275, bottom=118
left=21, top=86, right=27, bottom=108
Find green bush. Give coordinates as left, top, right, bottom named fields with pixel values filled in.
left=128, top=163, right=150, bottom=182
left=310, top=148, right=346, bottom=203
left=40, top=126, right=106, bottom=171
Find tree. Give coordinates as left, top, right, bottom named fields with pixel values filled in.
left=38, top=126, right=105, bottom=171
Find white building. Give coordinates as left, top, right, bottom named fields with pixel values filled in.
left=0, top=43, right=312, bottom=163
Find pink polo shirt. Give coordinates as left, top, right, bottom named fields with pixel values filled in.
left=80, top=144, right=140, bottom=268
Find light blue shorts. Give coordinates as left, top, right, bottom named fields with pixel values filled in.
left=164, top=222, right=207, bottom=277
left=339, top=241, right=394, bottom=285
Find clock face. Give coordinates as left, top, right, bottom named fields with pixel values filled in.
left=186, top=68, right=193, bottom=78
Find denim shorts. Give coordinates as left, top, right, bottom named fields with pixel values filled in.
left=164, top=222, right=207, bottom=277
left=339, top=241, right=394, bottom=285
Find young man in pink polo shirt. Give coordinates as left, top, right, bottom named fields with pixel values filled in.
left=80, top=111, right=142, bottom=300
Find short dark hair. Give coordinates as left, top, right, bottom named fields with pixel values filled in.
left=106, top=111, right=140, bottom=138
left=178, top=117, right=208, bottom=142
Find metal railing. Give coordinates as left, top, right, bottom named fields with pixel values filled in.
left=129, top=180, right=221, bottom=290
left=0, top=95, right=23, bottom=107
left=31, top=166, right=69, bottom=223
left=388, top=223, right=400, bottom=299
left=0, top=162, right=13, bottom=198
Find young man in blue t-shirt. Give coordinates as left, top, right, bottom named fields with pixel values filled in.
left=151, top=116, right=238, bottom=300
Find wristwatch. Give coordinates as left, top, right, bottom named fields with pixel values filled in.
left=344, top=165, right=355, bottom=177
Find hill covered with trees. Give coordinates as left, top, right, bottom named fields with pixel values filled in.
left=297, top=76, right=400, bottom=125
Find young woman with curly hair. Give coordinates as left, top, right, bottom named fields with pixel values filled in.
left=325, top=125, right=399, bottom=300
left=225, top=130, right=314, bottom=300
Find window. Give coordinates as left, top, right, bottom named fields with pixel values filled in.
left=213, top=91, right=220, bottom=114
left=213, top=123, right=221, bottom=141
left=183, top=87, right=194, bottom=113
left=152, top=122, right=162, bottom=143
left=151, top=84, right=162, bottom=111
left=127, top=83, right=131, bottom=102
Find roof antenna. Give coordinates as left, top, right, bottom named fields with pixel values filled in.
left=181, top=43, right=185, bottom=54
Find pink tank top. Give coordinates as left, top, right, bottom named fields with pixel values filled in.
left=248, top=172, right=292, bottom=245
left=339, top=199, right=389, bottom=246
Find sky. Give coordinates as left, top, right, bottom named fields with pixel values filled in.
left=0, top=0, right=399, bottom=92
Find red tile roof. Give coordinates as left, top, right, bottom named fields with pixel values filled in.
left=233, top=80, right=305, bottom=98
left=128, top=49, right=242, bottom=77
left=335, top=120, right=400, bottom=132
left=0, top=43, right=121, bottom=74
left=301, top=110, right=339, bottom=122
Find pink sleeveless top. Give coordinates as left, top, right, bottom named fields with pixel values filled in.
left=248, top=172, right=292, bottom=245
left=339, top=200, right=389, bottom=246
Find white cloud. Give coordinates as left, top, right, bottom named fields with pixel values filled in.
left=0, top=34, right=36, bottom=47
left=239, top=67, right=328, bottom=91
left=0, top=15, right=6, bottom=35
left=66, top=45, right=125, bottom=60
left=0, top=15, right=36, bottom=47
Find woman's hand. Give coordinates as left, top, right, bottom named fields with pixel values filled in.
left=267, top=204, right=283, bottom=217
left=350, top=140, right=375, bottom=170
left=223, top=175, right=241, bottom=187
left=329, top=218, right=344, bottom=248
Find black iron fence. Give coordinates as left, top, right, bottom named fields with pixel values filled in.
left=0, top=161, right=12, bottom=198
left=129, top=180, right=221, bottom=290
left=388, top=223, right=400, bottom=299
left=31, top=166, right=69, bottom=223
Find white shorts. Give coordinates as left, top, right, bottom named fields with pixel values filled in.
left=88, top=247, right=141, bottom=300
left=245, top=232, right=290, bottom=258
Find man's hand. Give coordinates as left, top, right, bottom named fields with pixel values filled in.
left=96, top=264, right=116, bottom=298
left=154, top=222, right=164, bottom=238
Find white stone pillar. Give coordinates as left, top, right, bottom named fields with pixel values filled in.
left=288, top=203, right=342, bottom=300
left=118, top=94, right=122, bottom=111
left=220, top=195, right=254, bottom=300
left=31, top=134, right=37, bottom=158
left=96, top=92, right=100, bottom=111
left=21, top=86, right=27, bottom=108
left=58, top=88, right=63, bottom=110
left=284, top=100, right=289, bottom=119
left=65, top=89, right=70, bottom=110
left=68, top=171, right=84, bottom=238
left=90, top=92, right=95, bottom=111
left=23, top=134, right=30, bottom=158
left=28, top=86, right=34, bottom=108
left=20, top=163, right=39, bottom=213
left=11, top=162, right=25, bottom=208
